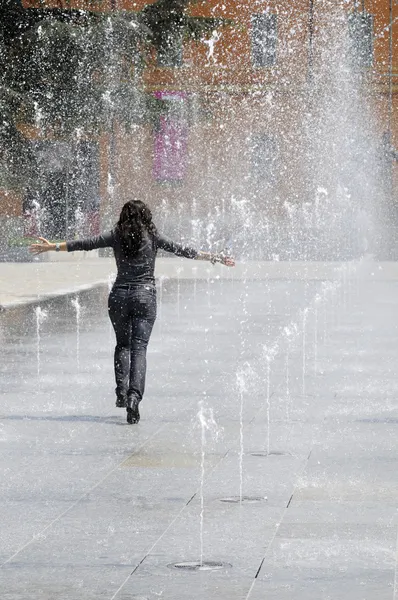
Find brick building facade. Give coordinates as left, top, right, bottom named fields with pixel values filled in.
left=3, top=0, right=398, bottom=248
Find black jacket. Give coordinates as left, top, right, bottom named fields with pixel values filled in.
left=66, top=230, right=197, bottom=285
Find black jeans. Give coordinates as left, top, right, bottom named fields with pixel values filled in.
left=108, top=284, right=157, bottom=402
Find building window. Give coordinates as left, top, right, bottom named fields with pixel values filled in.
left=251, top=133, right=278, bottom=184
left=348, top=12, right=374, bottom=68
left=153, top=92, right=188, bottom=183
left=31, top=140, right=100, bottom=238
left=157, top=30, right=183, bottom=67
left=251, top=13, right=277, bottom=68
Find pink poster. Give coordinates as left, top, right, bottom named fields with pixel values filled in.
left=153, top=91, right=188, bottom=182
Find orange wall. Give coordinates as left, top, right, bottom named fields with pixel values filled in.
left=20, top=0, right=398, bottom=83
left=0, top=190, right=23, bottom=218
left=143, top=0, right=311, bottom=92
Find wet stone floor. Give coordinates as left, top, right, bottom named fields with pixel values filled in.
left=1, top=277, right=398, bottom=599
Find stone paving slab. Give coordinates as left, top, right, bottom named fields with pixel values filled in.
left=1, top=565, right=135, bottom=600
left=249, top=569, right=395, bottom=600
left=110, top=571, right=257, bottom=600
left=283, top=500, right=398, bottom=526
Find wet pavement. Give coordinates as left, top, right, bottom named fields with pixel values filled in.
left=1, top=272, right=398, bottom=599
left=4, top=255, right=394, bottom=310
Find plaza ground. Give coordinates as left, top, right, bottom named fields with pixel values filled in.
left=1, top=259, right=398, bottom=599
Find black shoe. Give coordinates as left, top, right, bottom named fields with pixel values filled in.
left=115, top=396, right=127, bottom=408
left=115, top=387, right=127, bottom=408
left=126, top=397, right=140, bottom=424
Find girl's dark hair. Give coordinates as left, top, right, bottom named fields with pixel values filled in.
left=115, top=200, right=157, bottom=257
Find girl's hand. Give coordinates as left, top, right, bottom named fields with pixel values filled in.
left=222, top=255, right=235, bottom=267
left=211, top=253, right=235, bottom=267
left=29, top=237, right=55, bottom=255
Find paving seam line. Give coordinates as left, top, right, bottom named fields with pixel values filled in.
left=243, top=415, right=329, bottom=600
left=241, top=284, right=347, bottom=596
left=245, top=299, right=359, bottom=598
left=1, top=347, right=241, bottom=572
left=0, top=422, right=167, bottom=568
left=108, top=449, right=231, bottom=600
left=108, top=325, right=314, bottom=596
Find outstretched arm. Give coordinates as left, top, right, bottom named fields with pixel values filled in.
left=30, top=237, right=67, bottom=254
left=30, top=232, right=114, bottom=255
left=196, top=251, right=235, bottom=267
left=157, top=235, right=198, bottom=259
left=157, top=234, right=235, bottom=267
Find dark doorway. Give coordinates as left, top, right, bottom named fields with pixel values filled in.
left=31, top=140, right=100, bottom=239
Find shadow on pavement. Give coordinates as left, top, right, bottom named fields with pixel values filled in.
left=0, top=414, right=126, bottom=425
